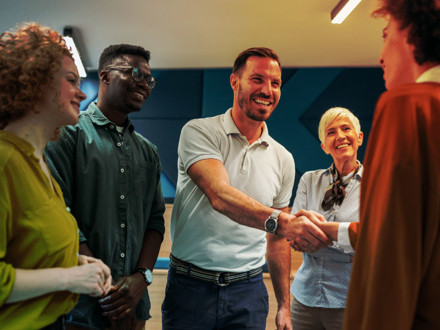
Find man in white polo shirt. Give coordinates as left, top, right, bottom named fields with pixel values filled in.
left=162, top=47, right=331, bottom=330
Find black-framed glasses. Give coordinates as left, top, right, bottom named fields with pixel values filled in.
left=106, top=66, right=156, bottom=89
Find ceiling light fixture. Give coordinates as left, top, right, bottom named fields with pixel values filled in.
left=63, top=27, right=87, bottom=77
left=331, top=0, right=362, bottom=24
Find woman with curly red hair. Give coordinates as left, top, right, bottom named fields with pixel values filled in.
left=0, top=23, right=112, bottom=329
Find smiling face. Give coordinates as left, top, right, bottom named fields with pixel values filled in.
left=379, top=17, right=416, bottom=90
left=231, top=56, right=281, bottom=122
left=102, top=54, right=152, bottom=114
left=40, top=56, right=86, bottom=127
left=321, top=115, right=363, bottom=169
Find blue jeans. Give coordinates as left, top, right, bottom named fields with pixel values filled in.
left=162, top=267, right=269, bottom=329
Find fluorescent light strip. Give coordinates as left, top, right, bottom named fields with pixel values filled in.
left=331, top=0, right=362, bottom=24
left=63, top=36, right=87, bottom=77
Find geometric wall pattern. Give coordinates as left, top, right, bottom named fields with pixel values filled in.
left=79, top=67, right=385, bottom=203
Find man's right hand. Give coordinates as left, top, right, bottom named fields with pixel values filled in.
left=277, top=211, right=331, bottom=253
left=295, top=209, right=340, bottom=242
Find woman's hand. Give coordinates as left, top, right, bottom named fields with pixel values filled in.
left=64, top=258, right=112, bottom=297
left=78, top=254, right=104, bottom=265
left=294, top=209, right=339, bottom=242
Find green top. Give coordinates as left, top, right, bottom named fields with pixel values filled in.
left=0, top=130, right=79, bottom=329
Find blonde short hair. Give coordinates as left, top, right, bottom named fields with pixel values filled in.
left=318, top=107, right=361, bottom=143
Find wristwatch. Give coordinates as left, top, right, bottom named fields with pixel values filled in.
left=136, top=267, right=153, bottom=285
left=264, top=210, right=282, bottom=234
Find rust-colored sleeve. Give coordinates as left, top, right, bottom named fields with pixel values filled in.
left=343, top=84, right=440, bottom=330
left=348, top=222, right=359, bottom=249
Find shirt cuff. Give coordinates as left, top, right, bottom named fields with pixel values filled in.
left=337, top=222, right=354, bottom=253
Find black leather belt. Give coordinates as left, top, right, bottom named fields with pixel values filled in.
left=170, top=254, right=263, bottom=287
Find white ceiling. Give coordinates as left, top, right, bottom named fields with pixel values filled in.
left=1, top=0, right=385, bottom=71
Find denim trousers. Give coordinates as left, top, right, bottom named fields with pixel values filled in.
left=162, top=266, right=269, bottom=330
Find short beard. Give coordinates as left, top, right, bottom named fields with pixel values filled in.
left=237, top=84, right=269, bottom=122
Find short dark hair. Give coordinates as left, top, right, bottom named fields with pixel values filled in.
left=372, top=0, right=440, bottom=64
left=98, top=44, right=151, bottom=72
left=232, top=47, right=281, bottom=76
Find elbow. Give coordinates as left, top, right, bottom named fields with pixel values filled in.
left=208, top=195, right=227, bottom=214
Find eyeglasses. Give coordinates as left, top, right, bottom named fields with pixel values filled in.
left=105, top=66, right=156, bottom=89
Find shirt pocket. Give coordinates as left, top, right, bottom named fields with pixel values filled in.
left=25, top=197, right=78, bottom=256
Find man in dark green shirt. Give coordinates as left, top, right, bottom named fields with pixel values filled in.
left=46, top=44, right=165, bottom=330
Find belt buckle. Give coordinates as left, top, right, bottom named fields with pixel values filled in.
left=214, top=272, right=230, bottom=286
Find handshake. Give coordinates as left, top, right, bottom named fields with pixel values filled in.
left=275, top=210, right=340, bottom=253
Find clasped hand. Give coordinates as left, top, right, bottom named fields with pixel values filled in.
left=98, top=274, right=147, bottom=329
left=280, top=210, right=331, bottom=253
left=68, top=255, right=112, bottom=297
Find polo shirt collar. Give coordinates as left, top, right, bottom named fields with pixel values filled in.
left=85, top=102, right=135, bottom=132
left=223, top=108, right=270, bottom=146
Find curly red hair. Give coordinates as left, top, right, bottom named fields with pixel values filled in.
left=0, top=22, right=72, bottom=128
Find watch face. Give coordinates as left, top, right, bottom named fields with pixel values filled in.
left=138, top=268, right=153, bottom=284
left=145, top=269, right=153, bottom=283
left=265, top=218, right=277, bottom=232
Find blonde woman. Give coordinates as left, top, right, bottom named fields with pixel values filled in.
left=290, top=107, right=363, bottom=330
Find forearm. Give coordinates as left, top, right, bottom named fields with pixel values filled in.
left=319, top=222, right=339, bottom=241
left=188, top=159, right=329, bottom=248
left=210, top=184, right=276, bottom=231
left=6, top=268, right=70, bottom=304
left=188, top=159, right=275, bottom=231
left=266, top=230, right=291, bottom=310
left=136, top=229, right=163, bottom=270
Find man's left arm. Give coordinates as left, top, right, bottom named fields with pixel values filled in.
left=267, top=206, right=292, bottom=330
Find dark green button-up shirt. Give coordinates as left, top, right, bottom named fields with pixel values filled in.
left=45, top=103, right=165, bottom=329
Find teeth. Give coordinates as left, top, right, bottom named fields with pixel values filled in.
left=133, top=91, right=144, bottom=98
left=337, top=144, right=349, bottom=149
left=254, top=98, right=270, bottom=106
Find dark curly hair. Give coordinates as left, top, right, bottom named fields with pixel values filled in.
left=232, top=47, right=281, bottom=76
left=0, top=22, right=72, bottom=129
left=372, top=0, right=440, bottom=65
left=98, top=44, right=151, bottom=73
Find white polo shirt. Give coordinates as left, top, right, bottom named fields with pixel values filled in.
left=170, top=109, right=295, bottom=272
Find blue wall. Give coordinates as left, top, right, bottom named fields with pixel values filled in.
left=80, top=67, right=385, bottom=203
